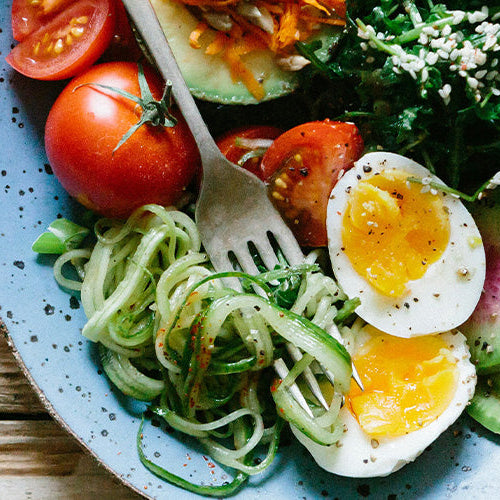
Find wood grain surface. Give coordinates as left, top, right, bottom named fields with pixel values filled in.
left=0, top=329, right=143, bottom=500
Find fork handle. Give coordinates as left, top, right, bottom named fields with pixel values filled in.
left=121, top=0, right=222, bottom=163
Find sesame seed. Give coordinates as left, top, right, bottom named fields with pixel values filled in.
left=467, top=76, right=479, bottom=89
left=418, top=33, right=429, bottom=45
left=426, top=52, right=439, bottom=65
left=452, top=11, right=466, bottom=25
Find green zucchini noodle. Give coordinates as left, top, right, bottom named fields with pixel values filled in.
left=52, top=204, right=356, bottom=495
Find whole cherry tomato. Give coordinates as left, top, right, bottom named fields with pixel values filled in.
left=44, top=62, right=200, bottom=218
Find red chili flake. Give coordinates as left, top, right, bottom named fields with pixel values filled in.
left=279, top=312, right=284, bottom=317
left=270, top=379, right=282, bottom=392
left=158, top=342, right=164, bottom=348
left=279, top=408, right=284, bottom=413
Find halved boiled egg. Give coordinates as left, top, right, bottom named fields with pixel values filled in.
left=327, top=152, right=486, bottom=337
left=292, top=324, right=476, bottom=477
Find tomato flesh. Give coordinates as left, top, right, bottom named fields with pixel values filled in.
left=216, top=126, right=283, bottom=181
left=44, top=62, right=201, bottom=218
left=7, top=0, right=114, bottom=80
left=261, top=120, right=364, bottom=247
left=12, top=0, right=75, bottom=41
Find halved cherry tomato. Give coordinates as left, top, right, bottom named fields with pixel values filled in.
left=261, top=120, right=364, bottom=247
left=44, top=62, right=200, bottom=218
left=216, top=125, right=283, bottom=181
left=11, top=0, right=75, bottom=41
left=7, top=0, right=114, bottom=80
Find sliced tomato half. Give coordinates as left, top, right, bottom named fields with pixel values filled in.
left=11, top=0, right=76, bottom=41
left=7, top=0, right=115, bottom=80
left=261, top=120, right=364, bottom=247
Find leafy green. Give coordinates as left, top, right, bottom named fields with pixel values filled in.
left=297, top=0, right=500, bottom=189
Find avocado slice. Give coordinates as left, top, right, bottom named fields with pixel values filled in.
left=150, top=0, right=341, bottom=104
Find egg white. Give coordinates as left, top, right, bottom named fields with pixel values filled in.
left=291, top=329, right=476, bottom=477
left=327, top=152, right=486, bottom=337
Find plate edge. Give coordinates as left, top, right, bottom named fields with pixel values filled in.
left=0, top=316, right=150, bottom=500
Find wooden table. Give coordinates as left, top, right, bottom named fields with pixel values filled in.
left=0, top=323, right=143, bottom=499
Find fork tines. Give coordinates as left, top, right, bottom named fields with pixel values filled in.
left=273, top=346, right=365, bottom=417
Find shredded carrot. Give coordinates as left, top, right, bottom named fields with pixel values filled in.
left=275, top=2, right=301, bottom=49
left=225, top=38, right=266, bottom=100
left=179, top=0, right=347, bottom=100
left=180, top=0, right=239, bottom=6
left=189, top=22, right=209, bottom=49
left=301, top=14, right=346, bottom=26
left=318, top=0, right=346, bottom=17
left=205, top=32, right=228, bottom=55
left=302, top=0, right=330, bottom=16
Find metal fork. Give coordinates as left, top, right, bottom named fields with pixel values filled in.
left=122, top=0, right=362, bottom=416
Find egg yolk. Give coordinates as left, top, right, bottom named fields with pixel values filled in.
left=342, top=169, right=450, bottom=297
left=347, top=329, right=458, bottom=438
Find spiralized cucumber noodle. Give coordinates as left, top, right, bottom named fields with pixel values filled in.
left=53, top=204, right=356, bottom=496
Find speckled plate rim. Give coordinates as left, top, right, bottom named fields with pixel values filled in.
left=0, top=318, right=149, bottom=500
